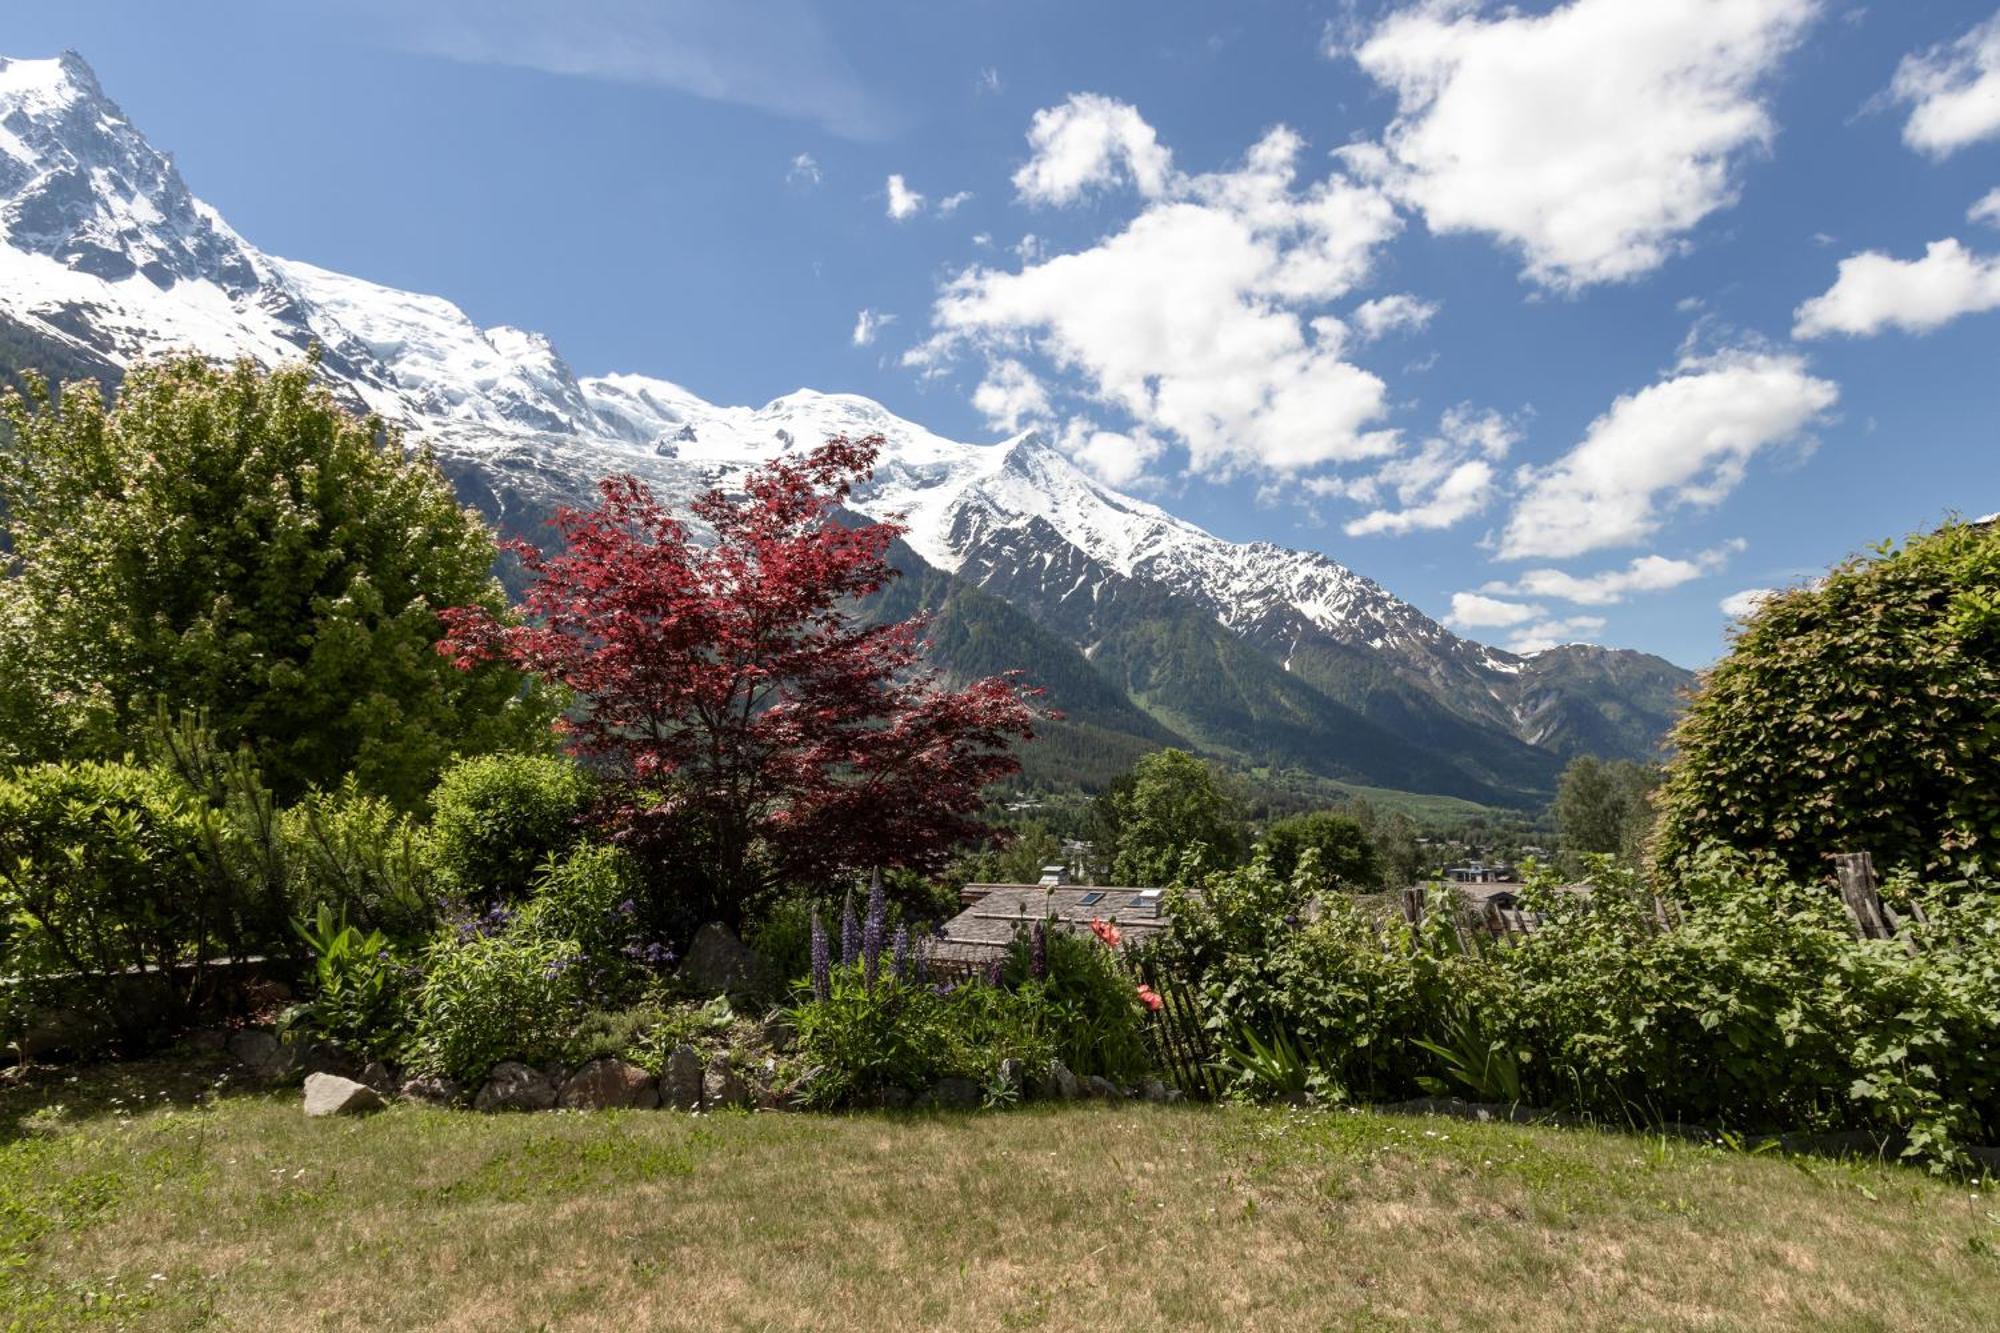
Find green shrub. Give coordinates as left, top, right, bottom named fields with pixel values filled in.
left=278, top=905, right=416, bottom=1061
left=1162, top=848, right=2000, bottom=1165
left=0, top=760, right=213, bottom=1036
left=1656, top=519, right=2000, bottom=882
left=425, top=753, right=595, bottom=903
left=409, top=933, right=587, bottom=1083
left=281, top=779, right=436, bottom=940
left=791, top=967, right=1053, bottom=1107
left=1001, top=924, right=1151, bottom=1081
left=1258, top=811, right=1378, bottom=893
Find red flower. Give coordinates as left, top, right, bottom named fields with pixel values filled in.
left=1089, top=917, right=1122, bottom=950
left=1135, top=983, right=1163, bottom=1013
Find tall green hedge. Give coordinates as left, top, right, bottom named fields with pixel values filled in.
left=1656, top=520, right=2000, bottom=881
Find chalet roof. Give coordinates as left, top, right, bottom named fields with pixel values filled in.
left=936, top=883, right=1172, bottom=962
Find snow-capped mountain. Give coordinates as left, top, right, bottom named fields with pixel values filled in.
left=0, top=52, right=1691, bottom=803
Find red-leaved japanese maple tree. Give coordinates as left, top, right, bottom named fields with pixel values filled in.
left=437, top=435, right=1043, bottom=927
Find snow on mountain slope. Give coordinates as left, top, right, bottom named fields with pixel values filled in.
left=0, top=50, right=1690, bottom=782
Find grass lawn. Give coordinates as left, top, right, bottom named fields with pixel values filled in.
left=2, top=1057, right=1996, bottom=1331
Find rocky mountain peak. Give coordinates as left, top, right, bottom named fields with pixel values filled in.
left=0, top=52, right=259, bottom=295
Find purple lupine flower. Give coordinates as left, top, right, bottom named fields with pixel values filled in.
left=1030, top=921, right=1047, bottom=981
left=623, top=940, right=674, bottom=968
left=455, top=902, right=514, bottom=943
left=862, top=871, right=887, bottom=990
left=891, top=923, right=911, bottom=982
left=986, top=958, right=1004, bottom=988
left=930, top=980, right=959, bottom=998
left=810, top=907, right=832, bottom=1002
left=913, top=934, right=931, bottom=984
left=839, top=888, right=860, bottom=968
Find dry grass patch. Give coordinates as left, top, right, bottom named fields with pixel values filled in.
left=1, top=1057, right=1995, bottom=1330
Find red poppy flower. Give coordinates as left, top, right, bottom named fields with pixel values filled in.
left=1135, top=983, right=1163, bottom=1012
left=1090, top=917, right=1122, bottom=950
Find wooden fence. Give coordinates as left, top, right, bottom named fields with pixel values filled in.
left=1406, top=850, right=1937, bottom=953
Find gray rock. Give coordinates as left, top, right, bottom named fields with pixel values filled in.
left=702, top=1053, right=751, bottom=1109
left=559, top=1058, right=661, bottom=1111
left=474, top=1060, right=557, bottom=1113
left=1138, top=1077, right=1170, bottom=1104
left=678, top=923, right=771, bottom=997
left=660, top=1045, right=704, bottom=1111
left=877, top=1085, right=913, bottom=1110
left=227, top=1028, right=289, bottom=1075
left=931, top=1076, right=981, bottom=1110
left=359, top=1061, right=397, bottom=1097
left=1083, top=1075, right=1121, bottom=1101
left=1041, top=1058, right=1080, bottom=1101
left=303, top=1072, right=384, bottom=1118
left=997, top=1058, right=1027, bottom=1098
left=187, top=1027, right=230, bottom=1054
left=399, top=1075, right=461, bottom=1106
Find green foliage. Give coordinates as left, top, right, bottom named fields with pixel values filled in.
left=1098, top=749, right=1247, bottom=886
left=0, top=759, right=210, bottom=1033
left=280, top=779, right=435, bottom=940
left=1164, top=848, right=2000, bottom=1165
left=1656, top=520, right=2000, bottom=882
left=559, top=998, right=734, bottom=1074
left=1552, top=755, right=1659, bottom=874
left=1258, top=810, right=1379, bottom=892
left=791, top=967, right=1056, bottom=1107
left=278, top=906, right=414, bottom=1060
left=0, top=356, right=554, bottom=804
left=511, top=843, right=645, bottom=994
left=409, top=932, right=586, bottom=1083
left=425, top=752, right=595, bottom=903
left=1000, top=925, right=1151, bottom=1080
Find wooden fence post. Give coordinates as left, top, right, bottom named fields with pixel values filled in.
left=1831, top=851, right=1893, bottom=940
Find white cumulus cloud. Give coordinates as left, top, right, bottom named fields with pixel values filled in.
left=1012, top=93, right=1175, bottom=205
left=1351, top=293, right=1439, bottom=341
left=1499, top=347, right=1837, bottom=560
left=1342, top=0, right=1817, bottom=290
left=916, top=101, right=1405, bottom=481
left=1483, top=543, right=1741, bottom=606
left=851, top=308, right=896, bottom=347
left=1502, top=615, right=1609, bottom=654
left=1890, top=13, right=2000, bottom=158
left=1057, top=418, right=1165, bottom=488
left=970, top=359, right=1050, bottom=433
left=1720, top=587, right=1776, bottom=618
left=937, top=190, right=974, bottom=216
left=1341, top=406, right=1515, bottom=537
left=885, top=173, right=925, bottom=220
left=1972, top=188, right=2000, bottom=228
left=787, top=152, right=822, bottom=187
left=1444, top=592, right=1542, bottom=629
left=1793, top=238, right=2000, bottom=337
left=1443, top=593, right=1605, bottom=653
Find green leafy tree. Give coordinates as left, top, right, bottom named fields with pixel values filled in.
left=1098, top=749, right=1246, bottom=886
left=1348, top=798, right=1424, bottom=890
left=0, top=355, right=552, bottom=805
left=1552, top=755, right=1659, bottom=875
left=1656, top=520, right=2000, bottom=881
left=1259, top=810, right=1378, bottom=892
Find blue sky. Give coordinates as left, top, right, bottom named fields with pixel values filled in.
left=9, top=0, right=1999, bottom=667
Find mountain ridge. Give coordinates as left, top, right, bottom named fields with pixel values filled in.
left=0, top=51, right=1694, bottom=806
